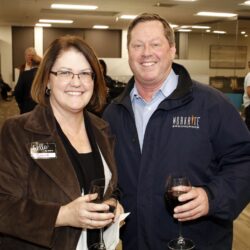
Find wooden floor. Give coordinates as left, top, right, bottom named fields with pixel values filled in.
left=0, top=98, right=249, bottom=250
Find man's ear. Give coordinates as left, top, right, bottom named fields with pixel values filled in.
left=170, top=46, right=176, bottom=61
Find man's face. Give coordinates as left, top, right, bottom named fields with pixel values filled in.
left=128, top=20, right=176, bottom=87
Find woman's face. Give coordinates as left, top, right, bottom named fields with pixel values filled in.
left=25, top=51, right=35, bottom=65
left=48, top=48, right=94, bottom=115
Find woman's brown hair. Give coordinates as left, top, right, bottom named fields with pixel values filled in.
left=31, top=35, right=106, bottom=113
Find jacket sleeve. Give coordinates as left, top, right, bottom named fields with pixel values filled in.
left=0, top=118, right=60, bottom=247
left=206, top=94, right=250, bottom=220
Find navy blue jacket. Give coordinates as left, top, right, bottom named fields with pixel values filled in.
left=103, top=63, right=250, bottom=250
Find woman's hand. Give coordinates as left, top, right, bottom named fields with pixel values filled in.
left=173, top=187, right=209, bottom=222
left=103, top=199, right=125, bottom=227
left=55, top=193, right=115, bottom=229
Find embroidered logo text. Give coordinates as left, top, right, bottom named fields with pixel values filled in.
left=172, top=115, right=200, bottom=129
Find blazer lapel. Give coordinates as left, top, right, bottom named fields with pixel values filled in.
left=24, top=103, right=81, bottom=200
left=30, top=136, right=81, bottom=200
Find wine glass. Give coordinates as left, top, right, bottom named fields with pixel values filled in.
left=89, top=178, right=117, bottom=250
left=165, top=175, right=195, bottom=250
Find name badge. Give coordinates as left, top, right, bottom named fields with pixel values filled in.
left=30, top=142, right=57, bottom=159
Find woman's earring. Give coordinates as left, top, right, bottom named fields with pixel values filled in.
left=45, top=87, right=51, bottom=96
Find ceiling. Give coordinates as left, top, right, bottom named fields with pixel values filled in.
left=1, top=0, right=250, bottom=34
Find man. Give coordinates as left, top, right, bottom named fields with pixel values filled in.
left=103, top=13, right=250, bottom=250
left=243, top=61, right=250, bottom=130
left=0, top=73, right=12, bottom=101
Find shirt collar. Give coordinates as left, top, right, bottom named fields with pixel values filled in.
left=130, top=69, right=178, bottom=101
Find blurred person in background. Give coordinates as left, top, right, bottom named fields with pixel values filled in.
left=14, top=54, right=41, bottom=113
left=99, top=59, right=126, bottom=105
left=0, top=73, right=12, bottom=101
left=19, top=47, right=41, bottom=73
left=243, top=60, right=250, bottom=130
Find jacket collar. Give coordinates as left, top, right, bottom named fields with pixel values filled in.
left=114, top=63, right=194, bottom=112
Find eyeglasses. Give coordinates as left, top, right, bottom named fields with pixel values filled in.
left=50, top=70, right=95, bottom=82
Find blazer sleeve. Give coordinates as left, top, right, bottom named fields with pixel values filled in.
left=0, top=118, right=60, bottom=247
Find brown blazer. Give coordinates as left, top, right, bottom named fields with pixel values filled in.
left=0, top=102, right=117, bottom=249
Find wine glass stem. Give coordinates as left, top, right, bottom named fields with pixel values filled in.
left=99, top=228, right=106, bottom=249
left=177, top=221, right=185, bottom=245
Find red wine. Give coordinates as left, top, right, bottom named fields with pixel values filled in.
left=165, top=190, right=186, bottom=214
left=108, top=205, right=116, bottom=213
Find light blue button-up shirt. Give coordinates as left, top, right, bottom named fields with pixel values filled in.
left=130, top=69, right=179, bottom=150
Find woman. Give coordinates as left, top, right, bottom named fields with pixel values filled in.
left=14, top=56, right=41, bottom=113
left=0, top=36, right=122, bottom=249
left=18, top=47, right=41, bottom=73
left=15, top=49, right=42, bottom=113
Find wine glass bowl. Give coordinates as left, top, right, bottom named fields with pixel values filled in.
left=165, top=175, right=195, bottom=250
left=90, top=179, right=106, bottom=203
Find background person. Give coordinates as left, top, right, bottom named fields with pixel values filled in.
left=0, top=35, right=122, bottom=250
left=18, top=47, right=41, bottom=73
left=103, top=13, right=250, bottom=250
left=99, top=59, right=126, bottom=105
left=243, top=60, right=250, bottom=130
left=14, top=55, right=41, bottom=113
left=0, top=73, right=12, bottom=101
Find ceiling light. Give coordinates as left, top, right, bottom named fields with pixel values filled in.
left=174, top=0, right=197, bottom=1
left=51, top=4, right=98, bottom=10
left=39, top=19, right=73, bottom=24
left=206, top=30, right=211, bottom=33
left=93, top=25, right=109, bottom=29
left=240, top=1, right=250, bottom=6
left=174, top=0, right=197, bottom=2
left=213, top=30, right=226, bottom=34
left=35, top=23, right=51, bottom=27
left=170, top=24, right=179, bottom=28
left=196, top=12, right=237, bottom=17
left=241, top=31, right=246, bottom=34
left=119, top=15, right=137, bottom=20
left=178, top=29, right=192, bottom=32
left=191, top=25, right=211, bottom=29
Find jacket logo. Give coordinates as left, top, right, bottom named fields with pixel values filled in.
left=172, top=115, right=200, bottom=129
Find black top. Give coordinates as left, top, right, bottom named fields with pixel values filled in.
left=56, top=114, right=104, bottom=248
left=14, top=67, right=38, bottom=113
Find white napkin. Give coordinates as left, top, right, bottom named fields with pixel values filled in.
left=103, top=213, right=130, bottom=250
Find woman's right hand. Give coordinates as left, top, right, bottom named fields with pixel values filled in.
left=55, top=193, right=115, bottom=229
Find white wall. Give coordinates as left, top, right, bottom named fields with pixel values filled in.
left=176, top=59, right=210, bottom=84
left=34, top=26, right=43, bottom=57
left=0, top=26, right=13, bottom=87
